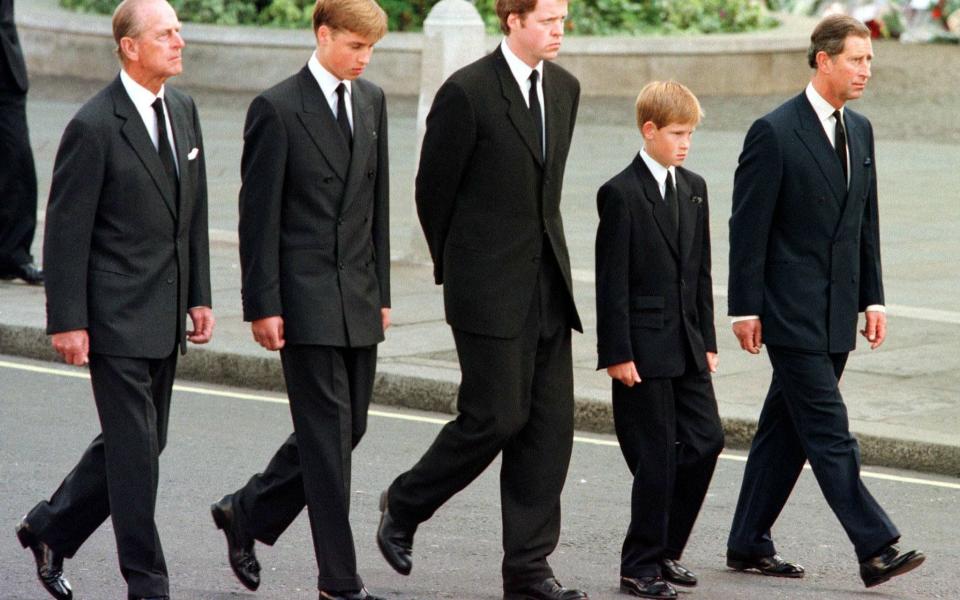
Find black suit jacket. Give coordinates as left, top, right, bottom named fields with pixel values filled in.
left=0, top=0, right=28, bottom=94
left=595, top=156, right=716, bottom=377
left=238, top=67, right=390, bottom=348
left=44, top=75, right=212, bottom=358
left=728, top=93, right=883, bottom=353
left=416, top=47, right=581, bottom=339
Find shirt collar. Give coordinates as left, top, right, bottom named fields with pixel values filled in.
left=805, top=81, right=842, bottom=124
left=120, top=68, right=165, bottom=110
left=639, top=147, right=674, bottom=188
left=308, top=52, right=351, bottom=100
left=500, top=38, right=543, bottom=88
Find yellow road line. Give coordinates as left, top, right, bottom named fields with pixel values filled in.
left=2, top=359, right=958, bottom=490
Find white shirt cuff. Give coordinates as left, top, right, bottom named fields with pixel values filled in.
left=865, top=305, right=885, bottom=313
left=730, top=315, right=760, bottom=324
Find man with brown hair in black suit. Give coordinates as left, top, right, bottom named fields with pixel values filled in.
left=213, top=1, right=391, bottom=598
left=375, top=0, right=587, bottom=598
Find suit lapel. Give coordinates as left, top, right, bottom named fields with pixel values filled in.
left=296, top=67, right=350, bottom=182
left=676, top=169, right=698, bottom=265
left=169, top=92, right=193, bottom=222
left=340, top=83, right=376, bottom=214
left=632, top=155, right=678, bottom=259
left=111, top=77, right=177, bottom=219
left=493, top=48, right=544, bottom=167
left=792, top=94, right=847, bottom=204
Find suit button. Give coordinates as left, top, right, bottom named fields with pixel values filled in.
left=166, top=277, right=174, bottom=284
left=339, top=262, right=345, bottom=270
left=337, top=218, right=343, bottom=226
left=323, top=176, right=333, bottom=184
left=679, top=279, right=686, bottom=288
left=367, top=170, right=375, bottom=179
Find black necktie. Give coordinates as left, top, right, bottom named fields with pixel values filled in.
left=665, top=170, right=679, bottom=238
left=151, top=98, right=179, bottom=196
left=833, top=109, right=847, bottom=184
left=336, top=83, right=352, bottom=151
left=528, top=70, right=543, bottom=160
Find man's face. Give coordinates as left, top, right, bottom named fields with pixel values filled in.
left=643, top=121, right=695, bottom=168
left=127, top=0, right=184, bottom=81
left=316, top=26, right=377, bottom=81
left=506, top=0, right=568, bottom=67
left=822, top=34, right=873, bottom=104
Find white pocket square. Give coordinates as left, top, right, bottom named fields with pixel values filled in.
left=187, top=147, right=199, bottom=160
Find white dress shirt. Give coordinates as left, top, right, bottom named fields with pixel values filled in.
left=500, top=39, right=545, bottom=157
left=731, top=84, right=883, bottom=322
left=120, top=69, right=179, bottom=174
left=308, top=52, right=353, bottom=132
left=638, top=147, right=675, bottom=200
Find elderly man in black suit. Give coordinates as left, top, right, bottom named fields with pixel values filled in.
left=14, top=1, right=212, bottom=599
left=725, top=14, right=924, bottom=589
left=212, top=1, right=391, bottom=599
left=0, top=0, right=42, bottom=284
left=375, top=0, right=586, bottom=598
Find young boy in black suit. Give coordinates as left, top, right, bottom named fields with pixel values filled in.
left=595, top=81, right=724, bottom=599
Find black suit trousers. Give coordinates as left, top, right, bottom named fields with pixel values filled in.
left=727, top=346, right=899, bottom=562
left=257, top=344, right=375, bottom=591
left=387, top=245, right=574, bottom=591
left=0, top=91, right=37, bottom=269
left=612, top=360, right=723, bottom=578
left=26, top=351, right=177, bottom=599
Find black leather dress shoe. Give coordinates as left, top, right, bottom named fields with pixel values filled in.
left=726, top=550, right=805, bottom=577
left=0, top=262, right=43, bottom=285
left=15, top=518, right=73, bottom=600
left=859, top=545, right=925, bottom=588
left=504, top=577, right=589, bottom=600
left=376, top=490, right=415, bottom=575
left=658, top=559, right=696, bottom=587
left=211, top=495, right=261, bottom=590
left=619, top=576, right=676, bottom=599
left=319, top=587, right=386, bottom=600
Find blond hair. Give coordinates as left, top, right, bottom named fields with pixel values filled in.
left=313, top=0, right=388, bottom=40
left=635, top=80, right=703, bottom=130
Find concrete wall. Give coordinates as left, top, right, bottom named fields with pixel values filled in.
left=17, top=0, right=814, bottom=97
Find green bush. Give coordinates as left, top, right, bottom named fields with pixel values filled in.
left=60, top=0, right=778, bottom=34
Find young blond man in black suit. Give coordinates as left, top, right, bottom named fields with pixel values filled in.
left=595, top=81, right=723, bottom=599
left=213, top=1, right=390, bottom=599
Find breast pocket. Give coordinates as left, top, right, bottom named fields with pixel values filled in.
left=630, top=295, right=664, bottom=329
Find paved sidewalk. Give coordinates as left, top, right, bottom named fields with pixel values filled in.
left=2, top=56, right=958, bottom=475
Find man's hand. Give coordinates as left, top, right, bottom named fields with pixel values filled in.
left=861, top=310, right=887, bottom=350
left=706, top=351, right=719, bottom=373
left=51, top=329, right=89, bottom=366
left=381, top=307, right=392, bottom=332
left=732, top=318, right=763, bottom=354
left=606, top=361, right=641, bottom=387
left=187, top=306, right=214, bottom=344
left=251, top=316, right=285, bottom=351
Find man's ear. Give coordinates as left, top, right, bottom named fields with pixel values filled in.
left=640, top=120, right=658, bottom=140
left=119, top=37, right=138, bottom=63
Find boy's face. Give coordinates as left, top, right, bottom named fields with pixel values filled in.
left=642, top=121, right=695, bottom=168
left=315, top=26, right=377, bottom=81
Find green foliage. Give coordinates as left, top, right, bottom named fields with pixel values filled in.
left=60, top=0, right=777, bottom=34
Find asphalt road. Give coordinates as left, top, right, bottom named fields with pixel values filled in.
left=1, top=354, right=957, bottom=600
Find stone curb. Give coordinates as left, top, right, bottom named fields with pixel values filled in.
left=3, top=323, right=957, bottom=478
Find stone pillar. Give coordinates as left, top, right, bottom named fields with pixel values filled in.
left=405, top=0, right=485, bottom=262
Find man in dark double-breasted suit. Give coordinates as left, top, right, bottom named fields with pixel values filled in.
left=375, top=0, right=587, bottom=598
left=15, top=1, right=212, bottom=599
left=725, top=15, right=923, bottom=589
left=215, top=1, right=390, bottom=599
left=0, top=0, right=42, bottom=284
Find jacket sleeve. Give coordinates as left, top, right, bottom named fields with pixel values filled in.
left=187, top=98, right=212, bottom=309
left=373, top=89, right=391, bottom=308
left=727, top=118, right=781, bottom=317
left=43, top=117, right=105, bottom=334
left=858, top=120, right=884, bottom=310
left=594, top=183, right=634, bottom=369
left=697, top=183, right=717, bottom=353
left=414, top=80, right=477, bottom=285
left=238, top=95, right=287, bottom=322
